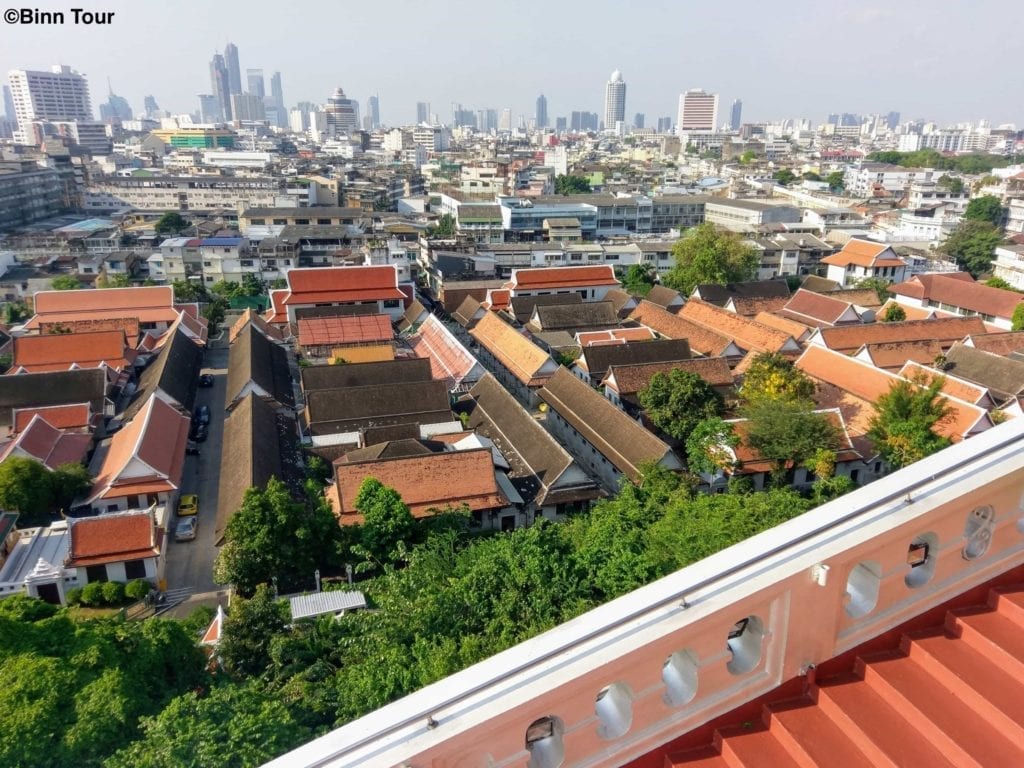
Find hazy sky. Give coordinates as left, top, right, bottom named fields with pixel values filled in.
left=2, top=0, right=1021, bottom=127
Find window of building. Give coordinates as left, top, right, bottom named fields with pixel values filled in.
left=383, top=299, right=400, bottom=308
left=86, top=564, right=108, bottom=583
left=124, top=559, right=147, bottom=580
left=317, top=218, right=331, bottom=225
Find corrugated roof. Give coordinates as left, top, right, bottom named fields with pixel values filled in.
left=289, top=590, right=367, bottom=620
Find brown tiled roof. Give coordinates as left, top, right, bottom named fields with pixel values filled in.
left=397, top=299, right=428, bottom=332
left=12, top=330, right=129, bottom=373
left=603, top=288, right=637, bottom=316
left=678, top=299, right=800, bottom=354
left=646, top=285, right=684, bottom=308
left=0, top=368, right=107, bottom=428
left=229, top=308, right=286, bottom=344
left=300, top=358, right=432, bottom=392
left=124, top=327, right=202, bottom=420
left=333, top=448, right=507, bottom=521
left=856, top=339, right=947, bottom=370
left=821, top=239, right=906, bottom=268
left=338, top=438, right=438, bottom=464
left=944, top=343, right=1024, bottom=399
left=603, top=357, right=733, bottom=396
left=510, top=293, right=583, bottom=323
left=728, top=295, right=789, bottom=317
left=780, top=289, right=858, bottom=327
left=578, top=339, right=692, bottom=382
left=964, top=331, right=1024, bottom=357
left=890, top=273, right=1024, bottom=321
left=469, top=312, right=557, bottom=387
left=754, top=311, right=814, bottom=340
left=530, top=301, right=619, bottom=332
left=511, top=265, right=619, bottom=291
left=898, top=361, right=990, bottom=405
left=305, top=380, right=451, bottom=436
left=227, top=323, right=295, bottom=410
left=628, top=301, right=738, bottom=358
left=693, top=280, right=791, bottom=306
left=831, top=287, right=885, bottom=308
left=453, top=296, right=484, bottom=329
left=813, top=316, right=988, bottom=353
left=538, top=367, right=676, bottom=481
left=66, top=510, right=159, bottom=568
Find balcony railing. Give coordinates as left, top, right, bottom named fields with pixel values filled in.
left=268, top=419, right=1024, bottom=768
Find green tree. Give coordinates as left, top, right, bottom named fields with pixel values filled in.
left=663, top=223, right=759, bottom=295
left=962, top=195, right=1004, bottom=226
left=1012, top=304, right=1024, bottom=332
left=685, top=417, right=739, bottom=476
left=239, top=272, right=265, bottom=297
left=554, top=174, right=592, bottom=195
left=218, top=584, right=289, bottom=676
left=936, top=174, right=965, bottom=194
left=772, top=168, right=797, bottom=186
left=743, top=399, right=843, bottom=484
left=0, top=457, right=55, bottom=523
left=209, top=280, right=239, bottom=299
left=427, top=213, right=456, bottom=237
left=354, top=478, right=415, bottom=568
left=171, top=280, right=207, bottom=303
left=867, top=377, right=951, bottom=469
left=739, top=150, right=756, bottom=164
left=201, top=297, right=228, bottom=336
left=942, top=219, right=1003, bottom=277
left=621, top=264, right=656, bottom=296
left=50, top=462, right=93, bottom=513
left=50, top=275, right=80, bottom=291
left=3, top=301, right=30, bottom=324
left=825, top=171, right=845, bottom=191
left=637, top=369, right=725, bottom=443
left=740, top=352, right=816, bottom=404
left=102, top=273, right=131, bottom=288
left=881, top=303, right=907, bottom=322
left=214, top=478, right=339, bottom=596
left=154, top=212, right=190, bottom=236
left=985, top=276, right=1015, bottom=291
left=855, top=276, right=894, bottom=304
left=802, top=171, right=822, bottom=182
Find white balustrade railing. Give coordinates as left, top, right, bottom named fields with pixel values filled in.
left=268, top=418, right=1024, bottom=768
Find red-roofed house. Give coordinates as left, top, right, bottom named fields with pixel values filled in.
left=11, top=403, right=93, bottom=434
left=890, top=272, right=1024, bottom=330
left=297, top=314, right=395, bottom=358
left=87, top=394, right=190, bottom=511
left=10, top=330, right=132, bottom=374
left=64, top=509, right=162, bottom=584
left=266, top=266, right=407, bottom=325
left=0, top=414, right=93, bottom=470
left=507, top=265, right=620, bottom=301
left=24, top=286, right=195, bottom=339
left=820, top=239, right=909, bottom=287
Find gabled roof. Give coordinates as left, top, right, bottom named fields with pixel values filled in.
left=397, top=299, right=428, bottom=333
left=678, top=299, right=801, bottom=354
left=646, top=285, right=684, bottom=309
left=469, top=312, right=557, bottom=387
left=467, top=374, right=601, bottom=507
left=575, top=327, right=657, bottom=346
left=692, top=279, right=790, bottom=306
left=945, top=343, right=1024, bottom=400
left=509, top=293, right=584, bottom=324
left=216, top=393, right=287, bottom=544
left=855, top=339, right=947, bottom=371
left=963, top=331, right=1024, bottom=357
left=529, top=301, right=619, bottom=332
left=603, top=288, right=638, bottom=316
left=339, top=438, right=439, bottom=464
left=821, top=239, right=907, bottom=268
left=300, top=358, right=433, bottom=393
left=297, top=314, right=394, bottom=348
left=754, top=311, right=814, bottom=341
left=124, top=327, right=202, bottom=421
left=538, top=367, right=677, bottom=482
left=727, top=409, right=860, bottom=475
left=26, top=286, right=178, bottom=330
left=578, top=339, right=692, bottom=382
left=898, top=360, right=992, bottom=407
left=333, top=448, right=507, bottom=521
left=229, top=308, right=285, bottom=344
left=628, top=301, right=740, bottom=358
left=305, top=380, right=451, bottom=436
left=810, top=316, right=988, bottom=354
left=89, top=394, right=190, bottom=502
left=603, top=357, right=733, bottom=396
left=0, top=368, right=107, bottom=428
left=12, top=403, right=92, bottom=434
left=779, top=289, right=861, bottom=327
left=11, top=330, right=129, bottom=373
left=509, top=265, right=619, bottom=292
left=408, top=315, right=483, bottom=390
left=453, top=296, right=484, bottom=329
left=0, top=414, right=92, bottom=470
left=891, top=273, right=1024, bottom=321
left=281, top=266, right=405, bottom=306
left=65, top=510, right=159, bottom=568
left=726, top=295, right=789, bottom=317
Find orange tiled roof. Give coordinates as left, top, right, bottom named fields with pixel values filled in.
left=297, top=314, right=394, bottom=348
left=821, top=239, right=906, bottom=268
left=603, top=357, right=733, bottom=395
left=754, top=311, right=814, bottom=340
left=510, top=265, right=619, bottom=291
left=282, top=266, right=404, bottom=305
left=891, top=273, right=1024, bottom=321
left=964, top=331, right=1024, bottom=357
left=26, top=286, right=178, bottom=330
left=65, top=511, right=159, bottom=567
left=628, top=301, right=738, bottom=358
left=576, top=327, right=656, bottom=346
left=483, top=289, right=511, bottom=311
left=855, top=339, right=947, bottom=370
left=678, top=299, right=799, bottom=354
left=12, top=402, right=92, bottom=433
left=779, top=289, right=858, bottom=327
left=469, top=312, right=556, bottom=387
left=898, top=360, right=991, bottom=406
left=813, top=316, right=988, bottom=353
left=12, top=330, right=129, bottom=372
left=334, top=448, right=507, bottom=521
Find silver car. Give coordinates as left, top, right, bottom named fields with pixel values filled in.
left=175, top=516, right=198, bottom=542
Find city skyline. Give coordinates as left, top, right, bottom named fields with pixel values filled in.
left=2, top=0, right=1021, bottom=129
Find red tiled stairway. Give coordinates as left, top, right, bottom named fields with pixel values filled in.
left=667, top=585, right=1024, bottom=767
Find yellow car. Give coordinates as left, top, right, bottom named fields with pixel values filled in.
left=177, top=494, right=199, bottom=517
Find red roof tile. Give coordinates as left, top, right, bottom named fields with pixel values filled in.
left=0, top=414, right=92, bottom=469
left=821, top=239, right=906, bottom=268
left=12, top=403, right=92, bottom=433
left=812, top=316, right=989, bottom=353
left=282, top=266, right=404, bottom=305
left=12, top=330, right=129, bottom=373
left=510, top=265, right=619, bottom=291
left=26, top=286, right=179, bottom=330
left=678, top=299, right=800, bottom=354
left=408, top=315, right=480, bottom=389
left=297, top=314, right=393, bottom=347
left=576, top=327, right=656, bottom=346
left=65, top=510, right=159, bottom=567
left=891, top=273, right=1024, bottom=321
left=629, top=301, right=739, bottom=358
left=780, top=289, right=859, bottom=327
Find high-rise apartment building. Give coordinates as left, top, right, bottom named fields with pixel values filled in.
left=536, top=94, right=548, bottom=129
left=197, top=94, right=219, bottom=123
left=603, top=70, right=626, bottom=131
left=366, top=95, right=380, bottom=129
left=2, top=85, right=16, bottom=125
left=571, top=111, right=599, bottom=132
left=730, top=98, right=742, bottom=131
left=246, top=69, right=265, bottom=99
left=144, top=95, right=160, bottom=119
left=7, top=65, right=94, bottom=144
left=224, top=43, right=242, bottom=95
left=886, top=110, right=901, bottom=130
left=676, top=88, right=719, bottom=132
left=657, top=116, right=672, bottom=133
left=209, top=54, right=231, bottom=120
left=268, top=71, right=285, bottom=127
left=416, top=101, right=430, bottom=124
left=324, top=87, right=359, bottom=137
left=633, top=113, right=645, bottom=129
left=499, top=108, right=512, bottom=132
left=555, top=116, right=567, bottom=132
left=231, top=92, right=265, bottom=122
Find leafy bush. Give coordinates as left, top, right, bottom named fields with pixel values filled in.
left=0, top=594, right=58, bottom=621
left=64, top=587, right=84, bottom=606
left=101, top=581, right=126, bottom=605
left=80, top=581, right=106, bottom=606
left=125, top=579, right=153, bottom=601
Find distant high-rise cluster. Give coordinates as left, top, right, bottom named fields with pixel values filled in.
left=603, top=69, right=626, bottom=131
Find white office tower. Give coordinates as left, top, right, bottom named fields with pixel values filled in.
left=604, top=70, right=626, bottom=131
left=677, top=89, right=719, bottom=133
left=8, top=65, right=93, bottom=144
left=324, top=87, right=359, bottom=137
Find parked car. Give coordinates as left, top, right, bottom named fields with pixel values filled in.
left=190, top=423, right=208, bottom=442
left=174, top=516, right=198, bottom=542
left=177, top=494, right=199, bottom=517
left=185, top=441, right=201, bottom=456
left=198, top=373, right=214, bottom=388
left=193, top=404, right=211, bottom=425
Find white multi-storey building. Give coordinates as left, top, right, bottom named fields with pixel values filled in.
left=676, top=89, right=718, bottom=132
left=7, top=65, right=93, bottom=144
left=603, top=70, right=626, bottom=132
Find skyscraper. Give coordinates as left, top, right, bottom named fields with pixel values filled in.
left=536, top=94, right=548, bottom=129
left=886, top=111, right=901, bottom=130
left=416, top=101, right=430, bottom=124
left=657, top=116, right=672, bottom=133
left=366, top=95, right=380, bottom=129
left=603, top=70, right=626, bottom=131
left=246, top=69, right=265, bottom=99
left=633, top=113, right=645, bottom=129
left=269, top=72, right=285, bottom=127
left=99, top=79, right=132, bottom=123
left=730, top=99, right=742, bottom=131
left=3, top=85, right=17, bottom=126
left=324, top=87, right=359, bottom=137
left=197, top=94, right=219, bottom=123
left=143, top=95, right=160, bottom=119
left=7, top=65, right=93, bottom=144
left=676, top=89, right=719, bottom=132
left=224, top=42, right=242, bottom=95
left=209, top=53, right=231, bottom=120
